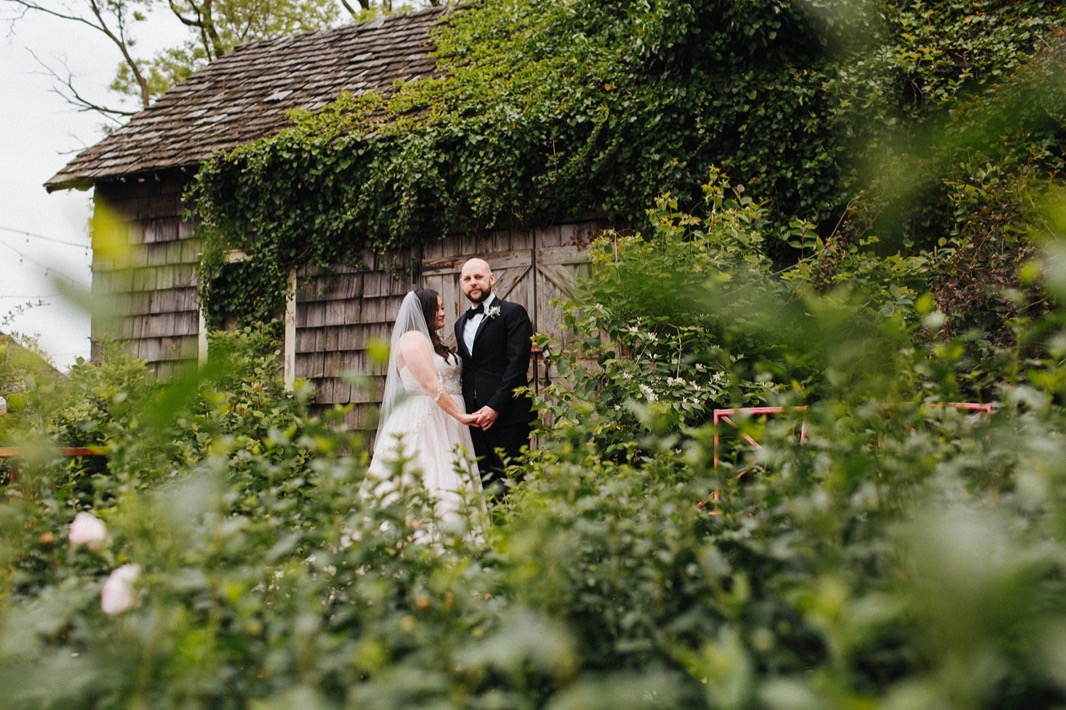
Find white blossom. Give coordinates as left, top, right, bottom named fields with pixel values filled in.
left=69, top=512, right=109, bottom=551
left=100, top=564, right=141, bottom=616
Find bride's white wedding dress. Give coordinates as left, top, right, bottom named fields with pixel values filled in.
left=366, top=352, right=483, bottom=536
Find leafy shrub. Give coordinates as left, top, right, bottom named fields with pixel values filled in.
left=537, top=170, right=817, bottom=462
left=7, top=218, right=1066, bottom=706
left=9, top=4, right=1066, bottom=702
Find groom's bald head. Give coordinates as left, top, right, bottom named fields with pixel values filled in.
left=462, top=258, right=492, bottom=277
left=460, top=258, right=495, bottom=304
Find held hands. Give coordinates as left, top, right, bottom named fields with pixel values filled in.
left=470, top=406, right=499, bottom=431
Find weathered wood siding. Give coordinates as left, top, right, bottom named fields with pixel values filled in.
left=89, top=176, right=597, bottom=432
left=294, top=250, right=411, bottom=429
left=92, top=175, right=201, bottom=378
left=296, top=222, right=599, bottom=431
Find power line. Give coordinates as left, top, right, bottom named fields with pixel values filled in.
left=0, top=294, right=61, bottom=300
left=0, top=224, right=88, bottom=249
left=0, top=241, right=90, bottom=290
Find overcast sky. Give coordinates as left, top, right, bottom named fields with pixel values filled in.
left=1, top=7, right=182, bottom=371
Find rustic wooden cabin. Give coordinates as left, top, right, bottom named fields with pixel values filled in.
left=45, top=7, right=596, bottom=430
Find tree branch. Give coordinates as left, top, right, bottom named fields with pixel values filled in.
left=337, top=0, right=370, bottom=14
left=167, top=0, right=224, bottom=60
left=27, top=48, right=136, bottom=122
left=5, top=0, right=152, bottom=108
left=87, top=0, right=151, bottom=107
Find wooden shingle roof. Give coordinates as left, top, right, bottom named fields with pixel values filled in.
left=46, top=6, right=447, bottom=192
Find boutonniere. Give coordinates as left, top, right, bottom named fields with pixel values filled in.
left=486, top=305, right=502, bottom=319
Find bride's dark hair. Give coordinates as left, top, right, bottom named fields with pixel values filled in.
left=415, top=288, right=456, bottom=361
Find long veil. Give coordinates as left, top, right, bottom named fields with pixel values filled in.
left=375, top=291, right=432, bottom=449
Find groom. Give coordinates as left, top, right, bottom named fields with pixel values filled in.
left=455, top=257, right=535, bottom=498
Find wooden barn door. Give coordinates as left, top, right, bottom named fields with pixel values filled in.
left=418, top=228, right=591, bottom=394
left=529, top=243, right=588, bottom=379
left=418, top=249, right=534, bottom=348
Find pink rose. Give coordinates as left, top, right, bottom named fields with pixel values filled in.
left=100, top=563, right=141, bottom=616
left=69, top=512, right=108, bottom=551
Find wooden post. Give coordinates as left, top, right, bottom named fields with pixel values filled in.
left=197, top=306, right=208, bottom=365
left=284, top=267, right=297, bottom=392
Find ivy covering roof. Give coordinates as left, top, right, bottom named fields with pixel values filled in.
left=45, top=6, right=447, bottom=193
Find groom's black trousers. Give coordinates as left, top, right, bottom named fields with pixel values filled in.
left=471, top=421, right=530, bottom=498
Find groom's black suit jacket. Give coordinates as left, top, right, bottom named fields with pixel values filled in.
left=455, top=298, right=535, bottom=427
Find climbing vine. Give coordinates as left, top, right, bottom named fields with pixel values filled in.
left=190, top=0, right=1066, bottom=329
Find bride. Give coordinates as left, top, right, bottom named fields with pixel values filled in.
left=365, top=289, right=484, bottom=537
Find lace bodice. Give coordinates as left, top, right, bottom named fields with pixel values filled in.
left=399, top=353, right=462, bottom=396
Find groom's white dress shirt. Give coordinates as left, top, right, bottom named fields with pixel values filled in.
left=463, top=293, right=496, bottom=355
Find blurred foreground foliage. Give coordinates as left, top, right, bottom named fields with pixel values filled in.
left=5, top=171, right=1066, bottom=707
left=7, top=2, right=1066, bottom=701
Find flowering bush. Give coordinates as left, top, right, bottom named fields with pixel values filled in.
left=9, top=41, right=1066, bottom=701
left=100, top=563, right=140, bottom=615
left=5, top=238, right=1066, bottom=705
left=536, top=170, right=816, bottom=463
left=68, top=512, right=108, bottom=552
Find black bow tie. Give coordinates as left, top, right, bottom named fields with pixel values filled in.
left=470, top=303, right=484, bottom=315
